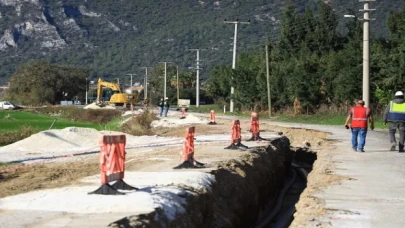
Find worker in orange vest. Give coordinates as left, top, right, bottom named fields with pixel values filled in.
left=344, top=99, right=374, bottom=152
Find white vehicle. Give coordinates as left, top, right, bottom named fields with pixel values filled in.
left=0, top=101, right=18, bottom=110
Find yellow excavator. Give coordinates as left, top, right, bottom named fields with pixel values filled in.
left=96, top=78, right=139, bottom=106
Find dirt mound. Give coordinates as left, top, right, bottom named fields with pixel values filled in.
left=0, top=127, right=182, bottom=163
left=151, top=114, right=209, bottom=128
left=84, top=103, right=116, bottom=110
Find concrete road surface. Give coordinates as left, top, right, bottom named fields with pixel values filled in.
left=267, top=121, right=405, bottom=227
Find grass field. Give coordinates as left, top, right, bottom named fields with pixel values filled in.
left=0, top=110, right=104, bottom=131
left=273, top=113, right=387, bottom=129
left=187, top=104, right=388, bottom=129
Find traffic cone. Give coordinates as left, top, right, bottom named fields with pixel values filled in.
left=208, top=110, right=217, bottom=125
left=224, top=120, right=248, bottom=150
left=247, top=112, right=267, bottom=141
left=173, top=126, right=205, bottom=169
left=180, top=108, right=186, bottom=119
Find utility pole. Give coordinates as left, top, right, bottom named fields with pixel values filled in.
left=85, top=78, right=88, bottom=105
left=141, top=67, right=150, bottom=99
left=159, top=62, right=173, bottom=99
left=126, top=74, right=135, bottom=87
left=265, top=41, right=271, bottom=117
left=176, top=65, right=179, bottom=105
left=189, top=48, right=205, bottom=107
left=360, top=0, right=375, bottom=108
left=224, top=19, right=250, bottom=112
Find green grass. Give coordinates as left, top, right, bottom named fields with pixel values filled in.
left=272, top=113, right=388, bottom=129
left=0, top=110, right=103, bottom=131
left=186, top=104, right=250, bottom=118
left=0, top=162, right=17, bottom=168
left=186, top=104, right=222, bottom=113
left=187, top=104, right=388, bottom=129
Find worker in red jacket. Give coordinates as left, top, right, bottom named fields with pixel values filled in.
left=344, top=100, right=374, bottom=152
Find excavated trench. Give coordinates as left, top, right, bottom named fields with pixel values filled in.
left=110, top=136, right=316, bottom=228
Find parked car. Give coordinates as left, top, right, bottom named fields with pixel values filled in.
left=0, top=101, right=21, bottom=110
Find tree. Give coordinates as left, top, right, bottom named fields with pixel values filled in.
left=147, top=64, right=177, bottom=104
left=205, top=65, right=232, bottom=103
left=6, top=61, right=89, bottom=105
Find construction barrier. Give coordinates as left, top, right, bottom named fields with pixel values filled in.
left=208, top=110, right=217, bottom=125
left=225, top=120, right=248, bottom=150
left=89, top=135, right=138, bottom=195
left=247, top=112, right=266, bottom=141
left=180, top=107, right=186, bottom=119
left=173, top=126, right=205, bottom=169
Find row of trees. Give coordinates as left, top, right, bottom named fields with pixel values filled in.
left=206, top=3, right=405, bottom=113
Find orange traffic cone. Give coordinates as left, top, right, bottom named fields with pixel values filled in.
left=224, top=120, right=248, bottom=150
left=180, top=108, right=186, bottom=119
left=173, top=126, right=204, bottom=169
left=208, top=110, right=217, bottom=125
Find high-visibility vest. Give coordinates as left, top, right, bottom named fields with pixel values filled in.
left=351, top=106, right=369, bottom=128
left=387, top=101, right=405, bottom=122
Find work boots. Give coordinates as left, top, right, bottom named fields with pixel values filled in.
left=399, top=144, right=404, bottom=153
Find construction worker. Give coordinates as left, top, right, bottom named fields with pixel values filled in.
left=383, top=91, right=405, bottom=152
left=344, top=100, right=374, bottom=152
left=157, top=98, right=164, bottom=117
left=163, top=97, right=170, bottom=117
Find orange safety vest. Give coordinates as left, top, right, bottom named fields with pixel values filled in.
left=351, top=106, right=370, bottom=128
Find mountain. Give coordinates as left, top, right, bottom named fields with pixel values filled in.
left=0, top=0, right=403, bottom=85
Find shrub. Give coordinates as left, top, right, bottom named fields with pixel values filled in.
left=28, top=107, right=122, bottom=124
left=0, top=125, right=40, bottom=146
left=66, top=109, right=122, bottom=124
left=120, top=110, right=157, bottom=136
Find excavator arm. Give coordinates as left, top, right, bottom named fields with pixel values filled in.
left=96, top=78, right=122, bottom=103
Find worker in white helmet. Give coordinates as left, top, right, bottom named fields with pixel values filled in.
left=383, top=91, right=405, bottom=152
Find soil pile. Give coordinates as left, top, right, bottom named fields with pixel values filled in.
left=151, top=114, right=209, bottom=128
left=84, top=103, right=116, bottom=110
left=0, top=127, right=182, bottom=163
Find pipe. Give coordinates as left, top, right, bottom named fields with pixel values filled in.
left=254, top=168, right=297, bottom=228
left=291, top=163, right=312, bottom=169
left=272, top=167, right=308, bottom=228
left=273, top=204, right=296, bottom=228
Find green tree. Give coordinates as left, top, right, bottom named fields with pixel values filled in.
left=6, top=61, right=88, bottom=105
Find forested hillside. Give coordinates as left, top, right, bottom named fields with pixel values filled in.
left=0, top=0, right=402, bottom=85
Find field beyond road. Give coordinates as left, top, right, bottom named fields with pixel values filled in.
left=0, top=110, right=101, bottom=132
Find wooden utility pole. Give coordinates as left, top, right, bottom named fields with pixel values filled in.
left=265, top=41, right=271, bottom=117
left=176, top=65, right=179, bottom=105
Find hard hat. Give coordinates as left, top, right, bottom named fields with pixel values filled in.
left=395, top=91, right=404, bottom=96
left=165, top=97, right=168, bottom=100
